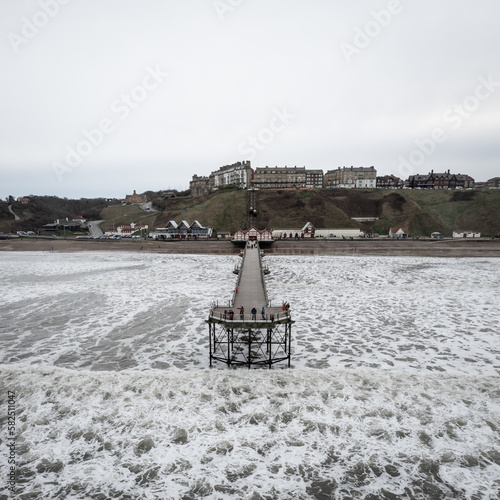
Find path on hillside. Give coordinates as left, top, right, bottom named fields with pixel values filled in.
left=8, top=205, right=20, bottom=221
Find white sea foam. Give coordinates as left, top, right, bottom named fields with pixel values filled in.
left=1, top=252, right=498, bottom=375
left=0, top=252, right=499, bottom=498
left=1, top=364, right=499, bottom=499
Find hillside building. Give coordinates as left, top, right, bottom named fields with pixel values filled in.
left=324, top=166, right=377, bottom=189
left=209, top=161, right=253, bottom=190
left=305, top=170, right=324, bottom=188
left=406, top=170, right=474, bottom=189
left=190, top=175, right=210, bottom=197
left=486, top=177, right=500, bottom=188
left=123, top=190, right=147, bottom=204
left=376, top=175, right=403, bottom=189
left=252, top=166, right=307, bottom=189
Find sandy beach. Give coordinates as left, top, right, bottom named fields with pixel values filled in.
left=1, top=237, right=499, bottom=257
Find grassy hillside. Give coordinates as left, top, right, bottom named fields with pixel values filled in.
left=3, top=189, right=498, bottom=237
left=256, top=190, right=359, bottom=229
left=153, top=189, right=249, bottom=234
left=99, top=205, right=157, bottom=232
left=402, top=189, right=500, bottom=236
left=149, top=188, right=500, bottom=237
left=0, top=196, right=120, bottom=233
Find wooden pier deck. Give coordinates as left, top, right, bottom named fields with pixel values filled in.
left=209, top=242, right=290, bottom=325
left=207, top=240, right=293, bottom=368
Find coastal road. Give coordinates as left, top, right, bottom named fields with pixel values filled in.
left=140, top=201, right=157, bottom=212
left=87, top=220, right=104, bottom=237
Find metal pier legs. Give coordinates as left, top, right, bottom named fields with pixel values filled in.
left=227, top=328, right=233, bottom=366
left=287, top=324, right=292, bottom=368
left=209, top=323, right=214, bottom=367
left=248, top=329, right=252, bottom=369
left=267, top=328, right=272, bottom=369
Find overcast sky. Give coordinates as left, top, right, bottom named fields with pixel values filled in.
left=1, top=0, right=499, bottom=199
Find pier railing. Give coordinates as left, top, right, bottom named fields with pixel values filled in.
left=256, top=243, right=270, bottom=306
left=214, top=311, right=290, bottom=322
left=208, top=239, right=293, bottom=368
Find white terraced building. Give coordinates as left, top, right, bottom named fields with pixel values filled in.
left=209, top=161, right=253, bottom=190
left=272, top=222, right=364, bottom=239
left=324, top=166, right=377, bottom=189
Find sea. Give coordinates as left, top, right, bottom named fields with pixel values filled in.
left=0, top=251, right=499, bottom=499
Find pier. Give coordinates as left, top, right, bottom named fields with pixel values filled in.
left=207, top=240, right=294, bottom=368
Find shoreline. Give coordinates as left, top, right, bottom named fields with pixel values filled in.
left=1, top=238, right=500, bottom=257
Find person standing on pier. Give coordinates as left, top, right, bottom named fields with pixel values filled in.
left=261, top=306, right=265, bottom=319
left=251, top=307, right=257, bottom=320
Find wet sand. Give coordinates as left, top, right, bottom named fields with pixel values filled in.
left=1, top=237, right=500, bottom=257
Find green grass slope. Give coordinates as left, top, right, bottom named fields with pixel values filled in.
left=153, top=189, right=249, bottom=234
left=100, top=205, right=157, bottom=232
left=401, top=189, right=500, bottom=237
left=3, top=189, right=498, bottom=238
left=148, top=188, right=500, bottom=237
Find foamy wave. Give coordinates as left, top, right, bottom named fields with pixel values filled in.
left=2, top=364, right=500, bottom=499
left=1, top=253, right=499, bottom=376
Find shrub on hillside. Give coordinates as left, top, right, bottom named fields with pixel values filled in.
left=384, top=193, right=406, bottom=212
left=451, top=190, right=476, bottom=202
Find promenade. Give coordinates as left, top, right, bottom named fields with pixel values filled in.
left=2, top=237, right=500, bottom=257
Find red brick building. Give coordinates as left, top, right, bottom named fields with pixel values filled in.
left=406, top=170, right=474, bottom=189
